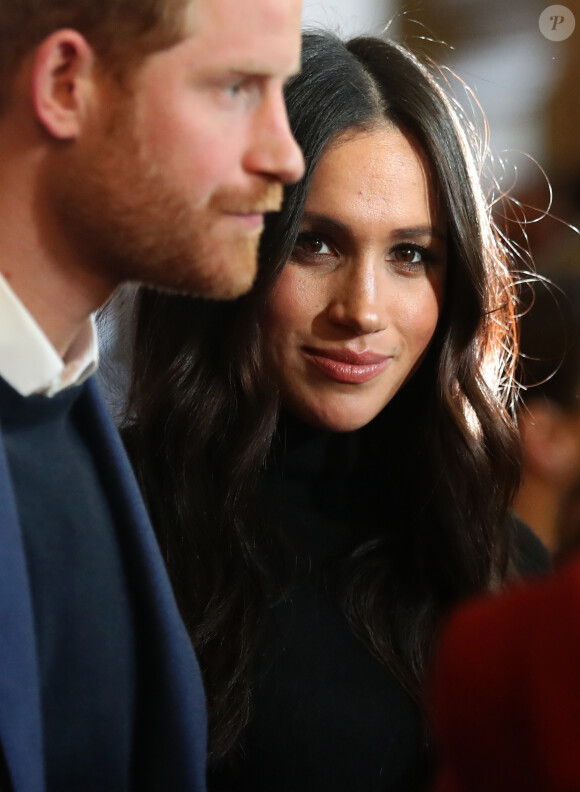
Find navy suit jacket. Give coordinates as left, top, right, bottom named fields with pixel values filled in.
left=0, top=378, right=207, bottom=792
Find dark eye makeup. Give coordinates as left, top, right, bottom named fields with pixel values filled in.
left=292, top=231, right=442, bottom=274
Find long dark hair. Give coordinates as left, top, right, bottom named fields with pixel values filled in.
left=124, top=32, right=522, bottom=762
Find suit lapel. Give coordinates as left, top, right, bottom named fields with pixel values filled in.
left=0, top=431, right=44, bottom=792
left=0, top=377, right=207, bottom=792
left=77, top=380, right=208, bottom=790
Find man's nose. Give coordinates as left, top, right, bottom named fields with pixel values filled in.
left=244, top=87, right=304, bottom=185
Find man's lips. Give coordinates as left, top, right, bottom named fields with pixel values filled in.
left=303, top=346, right=392, bottom=384
left=226, top=212, right=265, bottom=230
left=225, top=202, right=283, bottom=230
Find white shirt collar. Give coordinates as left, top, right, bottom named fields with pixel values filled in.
left=0, top=273, right=98, bottom=397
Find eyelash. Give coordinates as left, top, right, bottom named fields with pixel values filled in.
left=292, top=232, right=334, bottom=260
left=292, top=233, right=436, bottom=273
left=225, top=80, right=245, bottom=97
left=222, top=78, right=261, bottom=106
left=389, top=243, right=434, bottom=271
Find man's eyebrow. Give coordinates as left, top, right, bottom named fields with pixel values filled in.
left=225, top=60, right=301, bottom=79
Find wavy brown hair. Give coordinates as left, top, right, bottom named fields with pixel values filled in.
left=124, top=32, right=522, bottom=763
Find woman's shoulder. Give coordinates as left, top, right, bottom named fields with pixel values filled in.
left=509, top=512, right=551, bottom=577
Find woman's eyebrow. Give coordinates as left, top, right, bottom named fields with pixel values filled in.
left=300, top=212, right=349, bottom=235
left=391, top=226, right=447, bottom=243
left=302, top=213, right=446, bottom=244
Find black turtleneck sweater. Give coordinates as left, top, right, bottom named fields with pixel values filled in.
left=210, top=413, right=548, bottom=792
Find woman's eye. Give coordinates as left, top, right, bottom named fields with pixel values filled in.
left=393, top=245, right=425, bottom=265
left=389, top=244, right=434, bottom=272
left=292, top=233, right=333, bottom=259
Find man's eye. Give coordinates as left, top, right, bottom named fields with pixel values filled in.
left=222, top=78, right=263, bottom=105
left=225, top=81, right=244, bottom=98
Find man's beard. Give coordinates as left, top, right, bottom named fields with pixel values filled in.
left=49, top=103, right=283, bottom=301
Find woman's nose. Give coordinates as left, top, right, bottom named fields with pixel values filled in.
left=326, top=259, right=387, bottom=335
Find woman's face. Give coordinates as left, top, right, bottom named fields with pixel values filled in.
left=262, top=125, right=447, bottom=432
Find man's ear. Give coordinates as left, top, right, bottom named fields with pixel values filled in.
left=31, top=29, right=97, bottom=140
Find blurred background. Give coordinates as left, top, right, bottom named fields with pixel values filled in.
left=302, top=0, right=580, bottom=555
left=303, top=0, right=580, bottom=265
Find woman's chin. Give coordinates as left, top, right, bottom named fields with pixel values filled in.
left=288, top=401, right=383, bottom=434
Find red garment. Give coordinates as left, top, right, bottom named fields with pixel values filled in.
left=431, top=555, right=580, bottom=792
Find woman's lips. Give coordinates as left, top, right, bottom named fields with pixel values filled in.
left=303, top=347, right=392, bottom=384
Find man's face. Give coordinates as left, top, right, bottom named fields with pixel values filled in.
left=50, top=0, right=304, bottom=300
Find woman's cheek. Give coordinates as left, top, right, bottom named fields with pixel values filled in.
left=397, top=285, right=441, bottom=349
left=265, top=266, right=322, bottom=332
